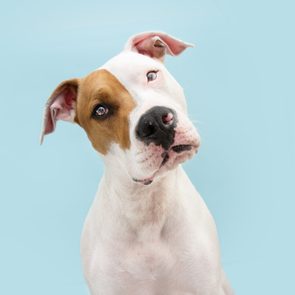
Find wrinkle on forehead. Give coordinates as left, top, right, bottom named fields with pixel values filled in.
left=76, top=69, right=136, bottom=154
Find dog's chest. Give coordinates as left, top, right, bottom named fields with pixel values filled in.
left=83, top=222, right=219, bottom=295
left=81, top=171, right=222, bottom=294
left=92, top=222, right=176, bottom=277
left=119, top=235, right=175, bottom=280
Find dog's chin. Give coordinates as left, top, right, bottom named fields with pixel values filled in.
left=132, top=144, right=199, bottom=186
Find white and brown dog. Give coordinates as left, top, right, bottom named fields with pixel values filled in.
left=41, top=32, right=233, bottom=295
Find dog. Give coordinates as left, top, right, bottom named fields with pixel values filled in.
left=41, top=32, right=233, bottom=295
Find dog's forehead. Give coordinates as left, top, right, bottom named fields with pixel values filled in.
left=99, top=51, right=186, bottom=113
left=100, top=51, right=164, bottom=92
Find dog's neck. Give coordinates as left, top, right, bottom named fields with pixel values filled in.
left=100, top=161, right=182, bottom=236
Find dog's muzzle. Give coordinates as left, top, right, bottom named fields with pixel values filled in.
left=135, top=106, right=177, bottom=150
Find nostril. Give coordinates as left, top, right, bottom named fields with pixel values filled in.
left=162, top=112, right=174, bottom=125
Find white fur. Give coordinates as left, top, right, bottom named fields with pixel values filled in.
left=80, top=40, right=233, bottom=294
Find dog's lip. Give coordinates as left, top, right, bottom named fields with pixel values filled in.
left=132, top=154, right=167, bottom=185
left=132, top=143, right=199, bottom=185
left=171, top=144, right=196, bottom=153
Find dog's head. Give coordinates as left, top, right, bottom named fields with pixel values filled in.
left=41, top=32, right=200, bottom=185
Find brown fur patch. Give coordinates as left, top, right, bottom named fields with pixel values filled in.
left=75, top=69, right=136, bottom=154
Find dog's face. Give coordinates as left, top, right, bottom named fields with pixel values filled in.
left=41, top=32, right=200, bottom=185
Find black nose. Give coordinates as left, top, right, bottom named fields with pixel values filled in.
left=136, top=106, right=177, bottom=150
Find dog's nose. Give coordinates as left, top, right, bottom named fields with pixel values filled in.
left=136, top=106, right=177, bottom=150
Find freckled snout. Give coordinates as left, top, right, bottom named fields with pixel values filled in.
left=135, top=106, right=177, bottom=150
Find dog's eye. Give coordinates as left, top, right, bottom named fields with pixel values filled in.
left=146, top=71, right=158, bottom=82
left=92, top=104, right=110, bottom=119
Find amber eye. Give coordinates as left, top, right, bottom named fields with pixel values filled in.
left=92, top=104, right=110, bottom=119
left=146, top=70, right=158, bottom=82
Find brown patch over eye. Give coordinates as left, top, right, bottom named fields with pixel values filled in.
left=75, top=69, right=136, bottom=154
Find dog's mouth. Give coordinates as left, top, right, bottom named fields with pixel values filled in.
left=171, top=144, right=193, bottom=153
left=132, top=144, right=197, bottom=185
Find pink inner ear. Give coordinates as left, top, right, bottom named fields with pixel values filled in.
left=40, top=84, right=77, bottom=144
left=64, top=88, right=75, bottom=107
left=135, top=36, right=173, bottom=58
left=126, top=32, right=193, bottom=58
left=159, top=34, right=191, bottom=55
left=50, top=88, right=76, bottom=121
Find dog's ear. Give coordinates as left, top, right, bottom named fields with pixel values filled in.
left=124, top=32, right=194, bottom=61
left=40, top=78, right=79, bottom=144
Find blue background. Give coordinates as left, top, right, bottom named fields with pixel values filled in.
left=1, top=0, right=294, bottom=294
